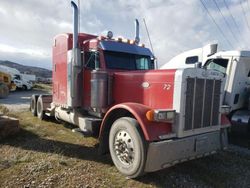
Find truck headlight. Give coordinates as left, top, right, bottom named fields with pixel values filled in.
left=220, top=105, right=231, bottom=115
left=146, top=109, right=175, bottom=122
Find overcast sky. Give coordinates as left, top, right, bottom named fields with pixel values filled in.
left=0, top=0, right=249, bottom=69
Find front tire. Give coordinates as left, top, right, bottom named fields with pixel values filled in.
left=109, top=117, right=147, bottom=178
left=22, top=85, right=27, bottom=90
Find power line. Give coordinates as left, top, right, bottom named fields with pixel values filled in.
left=212, top=0, right=240, bottom=45
left=199, top=0, right=234, bottom=49
left=143, top=18, right=154, bottom=55
left=223, top=0, right=246, bottom=49
left=223, top=0, right=242, bottom=36
left=240, top=0, right=250, bottom=32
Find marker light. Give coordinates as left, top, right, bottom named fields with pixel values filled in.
left=146, top=110, right=154, bottom=121
left=122, top=38, right=129, bottom=43
left=138, top=43, right=145, bottom=47
left=129, top=40, right=135, bottom=44
left=115, top=37, right=122, bottom=42
left=146, top=109, right=175, bottom=123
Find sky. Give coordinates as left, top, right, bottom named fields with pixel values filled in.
left=0, top=0, right=249, bottom=70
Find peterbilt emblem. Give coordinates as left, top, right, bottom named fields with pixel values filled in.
left=210, top=71, right=220, bottom=76
left=202, top=71, right=208, bottom=77
left=142, top=82, right=150, bottom=88
left=163, top=83, right=171, bottom=90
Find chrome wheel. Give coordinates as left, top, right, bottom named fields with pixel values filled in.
left=109, top=117, right=146, bottom=178
left=114, top=130, right=135, bottom=166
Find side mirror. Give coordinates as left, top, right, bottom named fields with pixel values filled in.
left=151, top=58, right=155, bottom=69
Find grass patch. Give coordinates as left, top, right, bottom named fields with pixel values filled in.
left=33, top=83, right=51, bottom=92
left=0, top=105, right=9, bottom=115
left=1, top=111, right=250, bottom=187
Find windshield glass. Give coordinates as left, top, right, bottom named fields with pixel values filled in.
left=206, top=59, right=228, bottom=74
left=104, top=51, right=153, bottom=70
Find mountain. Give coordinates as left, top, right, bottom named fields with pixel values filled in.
left=0, top=60, right=52, bottom=78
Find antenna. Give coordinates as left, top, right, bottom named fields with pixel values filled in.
left=143, top=18, right=158, bottom=69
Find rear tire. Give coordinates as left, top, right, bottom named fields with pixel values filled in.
left=37, top=97, right=45, bottom=120
left=109, top=117, right=147, bottom=178
left=30, top=95, right=38, bottom=116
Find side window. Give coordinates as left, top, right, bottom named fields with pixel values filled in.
left=136, top=57, right=149, bottom=70
left=84, top=52, right=95, bottom=69
left=185, top=56, right=198, bottom=64
left=14, top=75, right=21, bottom=80
left=3, top=76, right=8, bottom=82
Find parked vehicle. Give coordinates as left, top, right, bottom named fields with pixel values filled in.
left=161, top=43, right=250, bottom=127
left=0, top=71, right=16, bottom=98
left=30, top=2, right=230, bottom=178
left=0, top=65, right=33, bottom=90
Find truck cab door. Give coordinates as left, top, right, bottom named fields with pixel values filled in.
left=82, top=51, right=100, bottom=108
left=227, top=57, right=250, bottom=111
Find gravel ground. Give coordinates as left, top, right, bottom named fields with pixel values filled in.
left=1, top=88, right=250, bottom=187
left=0, top=110, right=250, bottom=188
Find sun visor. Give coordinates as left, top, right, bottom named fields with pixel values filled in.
left=99, top=41, right=153, bottom=57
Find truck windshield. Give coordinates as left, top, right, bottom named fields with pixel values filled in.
left=205, top=59, right=228, bottom=74
left=104, top=51, right=153, bottom=70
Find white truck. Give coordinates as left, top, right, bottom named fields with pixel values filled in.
left=0, top=65, right=33, bottom=90
left=161, top=44, right=250, bottom=127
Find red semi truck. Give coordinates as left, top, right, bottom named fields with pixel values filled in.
left=30, top=1, right=230, bottom=178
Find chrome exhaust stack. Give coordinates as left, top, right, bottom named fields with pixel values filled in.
left=71, top=1, right=78, bottom=48
left=67, top=1, right=82, bottom=108
left=135, top=19, right=140, bottom=45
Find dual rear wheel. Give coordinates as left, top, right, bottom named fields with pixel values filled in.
left=30, top=95, right=45, bottom=119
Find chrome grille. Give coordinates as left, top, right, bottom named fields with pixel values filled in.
left=184, top=77, right=221, bottom=131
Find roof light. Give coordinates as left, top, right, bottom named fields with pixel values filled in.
left=122, top=38, right=129, bottom=43
left=129, top=40, right=135, bottom=44
left=138, top=43, right=145, bottom=47
left=115, top=37, right=122, bottom=42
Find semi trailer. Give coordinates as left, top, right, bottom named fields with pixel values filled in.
left=30, top=1, right=230, bottom=178
left=161, top=44, right=250, bottom=128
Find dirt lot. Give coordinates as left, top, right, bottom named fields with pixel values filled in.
left=1, top=88, right=250, bottom=187
left=0, top=86, right=49, bottom=112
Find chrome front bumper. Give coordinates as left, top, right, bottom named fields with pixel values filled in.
left=145, top=129, right=228, bottom=172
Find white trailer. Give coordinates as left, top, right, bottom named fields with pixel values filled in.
left=21, top=74, right=36, bottom=83
left=161, top=44, right=250, bottom=127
